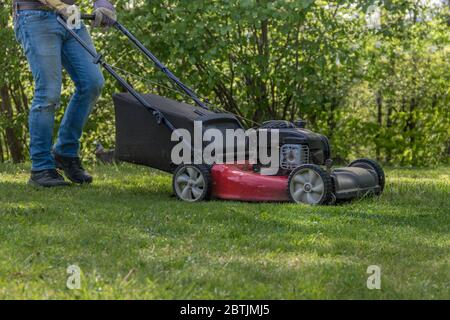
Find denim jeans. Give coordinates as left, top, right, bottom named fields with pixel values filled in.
left=14, top=10, right=105, bottom=171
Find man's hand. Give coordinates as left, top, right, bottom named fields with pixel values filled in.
left=93, top=0, right=116, bottom=28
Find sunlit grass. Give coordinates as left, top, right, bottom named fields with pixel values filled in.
left=0, top=163, right=448, bottom=299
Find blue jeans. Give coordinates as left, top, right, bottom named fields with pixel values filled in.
left=14, top=10, right=105, bottom=171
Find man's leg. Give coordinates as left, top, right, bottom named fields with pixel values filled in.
left=16, top=11, right=64, bottom=170
left=15, top=10, right=69, bottom=187
left=53, top=23, right=104, bottom=183
left=54, top=23, right=104, bottom=157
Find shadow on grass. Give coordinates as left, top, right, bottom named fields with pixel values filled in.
left=1, top=175, right=448, bottom=233
left=1, top=174, right=448, bottom=253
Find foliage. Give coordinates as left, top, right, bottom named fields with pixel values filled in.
left=0, top=0, right=449, bottom=165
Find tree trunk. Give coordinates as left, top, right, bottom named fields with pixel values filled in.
left=386, top=98, right=394, bottom=163
left=376, top=91, right=383, bottom=160
left=0, top=84, right=25, bottom=163
left=0, top=133, right=4, bottom=162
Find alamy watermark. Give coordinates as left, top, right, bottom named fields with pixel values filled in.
left=66, top=264, right=81, bottom=290
left=367, top=265, right=381, bottom=290
left=366, top=3, right=382, bottom=30
left=170, top=121, right=280, bottom=175
left=65, top=5, right=82, bottom=30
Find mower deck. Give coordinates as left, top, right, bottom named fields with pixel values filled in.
left=211, top=164, right=289, bottom=202
left=210, top=162, right=384, bottom=204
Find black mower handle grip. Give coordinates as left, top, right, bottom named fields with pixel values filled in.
left=81, top=14, right=96, bottom=21
left=80, top=13, right=118, bottom=27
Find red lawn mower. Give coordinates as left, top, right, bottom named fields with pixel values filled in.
left=59, top=14, right=385, bottom=205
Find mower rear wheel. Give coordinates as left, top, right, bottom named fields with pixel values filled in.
left=349, top=158, right=385, bottom=195
left=173, top=164, right=212, bottom=202
left=288, top=164, right=333, bottom=205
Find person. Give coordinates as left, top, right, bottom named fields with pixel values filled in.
left=13, top=0, right=116, bottom=187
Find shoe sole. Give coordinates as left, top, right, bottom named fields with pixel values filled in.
left=59, top=171, right=93, bottom=185
left=28, top=179, right=71, bottom=188
left=65, top=176, right=93, bottom=185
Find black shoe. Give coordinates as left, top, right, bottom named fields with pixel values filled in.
left=54, top=153, right=93, bottom=184
left=28, top=169, right=71, bottom=188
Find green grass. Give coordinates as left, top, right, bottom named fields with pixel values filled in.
left=0, top=163, right=448, bottom=299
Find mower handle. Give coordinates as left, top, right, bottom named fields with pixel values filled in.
left=81, top=13, right=96, bottom=21
left=77, top=12, right=208, bottom=111
left=56, top=13, right=180, bottom=134
left=57, top=11, right=209, bottom=137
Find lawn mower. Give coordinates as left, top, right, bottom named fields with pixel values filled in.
left=58, top=14, right=385, bottom=205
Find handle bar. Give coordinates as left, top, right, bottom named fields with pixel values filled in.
left=81, top=13, right=96, bottom=21
left=76, top=12, right=208, bottom=110
left=60, top=13, right=197, bottom=151
left=56, top=14, right=174, bottom=131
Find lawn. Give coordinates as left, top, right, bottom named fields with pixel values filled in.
left=0, top=163, right=448, bottom=299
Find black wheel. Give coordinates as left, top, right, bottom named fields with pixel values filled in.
left=349, top=158, right=385, bottom=195
left=288, top=164, right=333, bottom=205
left=172, top=164, right=212, bottom=202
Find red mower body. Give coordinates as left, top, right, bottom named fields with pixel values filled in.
left=211, top=164, right=290, bottom=202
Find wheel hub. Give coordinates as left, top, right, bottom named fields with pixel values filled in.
left=289, top=167, right=326, bottom=204
left=303, top=183, right=312, bottom=192
left=174, top=166, right=206, bottom=202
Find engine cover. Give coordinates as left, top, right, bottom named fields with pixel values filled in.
left=258, top=127, right=331, bottom=167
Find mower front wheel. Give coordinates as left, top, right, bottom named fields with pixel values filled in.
left=173, top=164, right=212, bottom=202
left=288, top=164, right=333, bottom=205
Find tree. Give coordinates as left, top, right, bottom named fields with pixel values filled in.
left=0, top=0, right=448, bottom=165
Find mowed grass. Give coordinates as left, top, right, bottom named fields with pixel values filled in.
left=0, top=163, right=448, bottom=299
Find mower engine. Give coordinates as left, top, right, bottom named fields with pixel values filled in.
left=257, top=119, right=331, bottom=171
left=280, top=144, right=310, bottom=170
left=247, top=120, right=385, bottom=204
